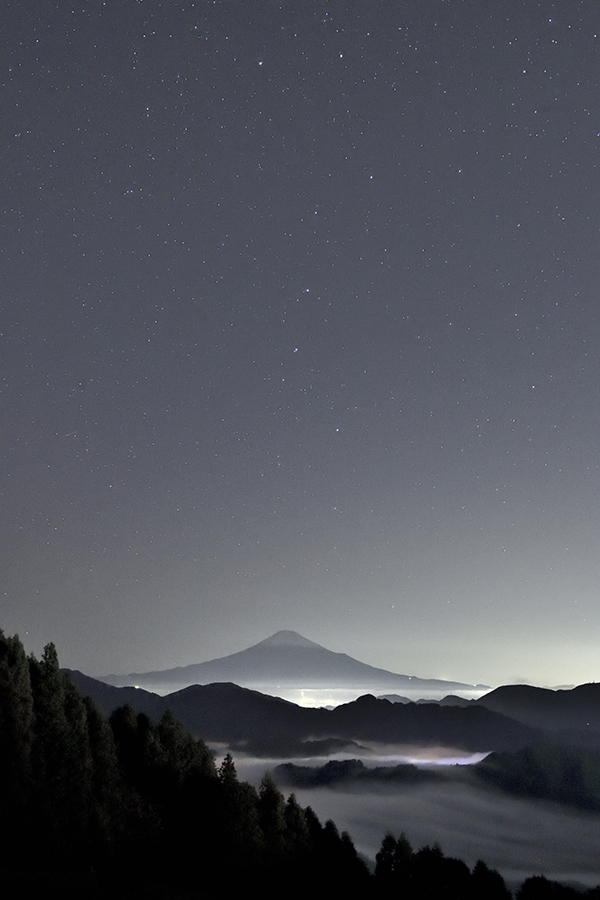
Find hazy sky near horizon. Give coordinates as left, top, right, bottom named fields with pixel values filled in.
left=2, top=0, right=600, bottom=687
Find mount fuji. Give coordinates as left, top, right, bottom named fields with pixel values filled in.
left=101, top=630, right=487, bottom=698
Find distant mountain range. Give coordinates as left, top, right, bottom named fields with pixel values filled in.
left=460, top=682, right=600, bottom=745
left=67, top=663, right=600, bottom=759
left=68, top=672, right=541, bottom=757
left=100, top=629, right=489, bottom=696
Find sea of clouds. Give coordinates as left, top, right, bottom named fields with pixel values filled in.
left=235, top=751, right=600, bottom=891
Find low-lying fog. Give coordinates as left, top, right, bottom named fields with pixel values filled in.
left=235, top=750, right=600, bottom=890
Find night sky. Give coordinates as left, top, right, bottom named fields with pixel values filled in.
left=2, top=0, right=599, bottom=687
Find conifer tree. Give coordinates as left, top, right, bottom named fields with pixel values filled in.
left=472, top=859, right=512, bottom=900
left=83, top=695, right=125, bottom=854
left=0, top=630, right=35, bottom=850
left=29, top=643, right=84, bottom=857
left=375, top=832, right=398, bottom=887
left=258, top=772, right=287, bottom=874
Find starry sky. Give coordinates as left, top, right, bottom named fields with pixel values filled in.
left=2, top=0, right=600, bottom=688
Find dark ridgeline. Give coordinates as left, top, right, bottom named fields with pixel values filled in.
left=68, top=671, right=543, bottom=757
left=70, top=669, right=600, bottom=758
left=474, top=683, right=600, bottom=742
left=2, top=629, right=600, bottom=900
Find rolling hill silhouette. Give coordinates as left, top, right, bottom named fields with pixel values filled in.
left=474, top=682, right=600, bottom=742
left=68, top=672, right=540, bottom=757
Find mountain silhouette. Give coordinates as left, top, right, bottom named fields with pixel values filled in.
left=100, top=629, right=488, bottom=695
left=474, top=682, right=600, bottom=743
left=68, top=672, right=540, bottom=757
